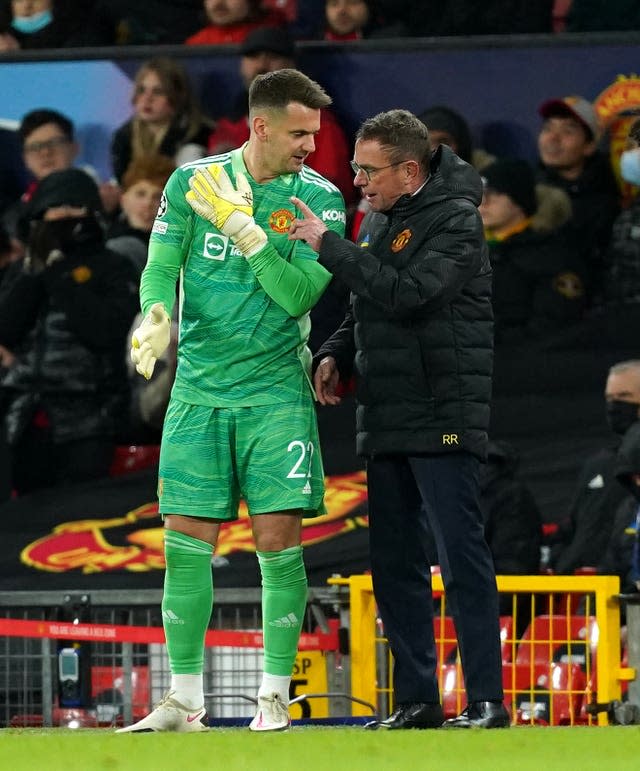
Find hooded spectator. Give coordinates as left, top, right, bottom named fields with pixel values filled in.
left=0, top=168, right=139, bottom=497
left=480, top=158, right=586, bottom=343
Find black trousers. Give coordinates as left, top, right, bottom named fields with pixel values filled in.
left=367, top=452, right=503, bottom=704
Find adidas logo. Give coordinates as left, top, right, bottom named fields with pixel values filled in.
left=302, top=481, right=311, bottom=494
left=268, top=612, right=299, bottom=628
left=162, top=609, right=185, bottom=625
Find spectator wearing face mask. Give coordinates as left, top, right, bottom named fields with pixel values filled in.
left=549, top=360, right=640, bottom=575
left=0, top=0, right=86, bottom=51
left=0, top=168, right=139, bottom=498
left=598, top=421, right=640, bottom=596
left=604, top=118, right=640, bottom=306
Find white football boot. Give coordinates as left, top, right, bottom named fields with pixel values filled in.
left=249, top=692, right=291, bottom=732
left=116, top=691, right=209, bottom=733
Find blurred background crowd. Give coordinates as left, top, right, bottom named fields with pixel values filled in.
left=1, top=0, right=640, bottom=591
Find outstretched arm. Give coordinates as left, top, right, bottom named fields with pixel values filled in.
left=288, top=196, right=329, bottom=253
left=186, top=164, right=335, bottom=317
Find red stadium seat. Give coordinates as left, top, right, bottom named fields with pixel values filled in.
left=433, top=615, right=514, bottom=669
left=110, top=445, right=160, bottom=477
left=440, top=661, right=533, bottom=722
left=514, top=662, right=587, bottom=726
left=515, top=615, right=597, bottom=670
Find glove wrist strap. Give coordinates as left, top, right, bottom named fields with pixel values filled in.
left=233, top=219, right=267, bottom=258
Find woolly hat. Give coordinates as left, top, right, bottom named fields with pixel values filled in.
left=240, top=27, right=295, bottom=58
left=481, top=159, right=537, bottom=216
left=417, top=105, right=473, bottom=163
left=26, top=168, right=103, bottom=220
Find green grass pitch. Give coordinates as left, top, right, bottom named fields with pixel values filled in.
left=1, top=726, right=640, bottom=771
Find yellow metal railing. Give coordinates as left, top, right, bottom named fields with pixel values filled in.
left=329, top=574, right=629, bottom=726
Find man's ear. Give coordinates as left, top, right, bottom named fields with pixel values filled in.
left=404, top=159, right=421, bottom=181
left=251, top=115, right=268, bottom=141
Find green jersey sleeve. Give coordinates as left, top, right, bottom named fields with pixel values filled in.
left=246, top=249, right=332, bottom=317
left=243, top=166, right=346, bottom=317
left=140, top=166, right=195, bottom=316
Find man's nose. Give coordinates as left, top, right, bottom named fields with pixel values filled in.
left=353, top=168, right=368, bottom=185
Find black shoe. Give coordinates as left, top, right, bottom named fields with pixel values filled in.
left=365, top=702, right=444, bottom=730
left=443, top=701, right=510, bottom=729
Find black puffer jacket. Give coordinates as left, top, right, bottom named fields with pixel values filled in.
left=489, top=226, right=587, bottom=344
left=314, top=145, right=493, bottom=460
left=0, top=232, right=139, bottom=445
left=537, top=153, right=619, bottom=298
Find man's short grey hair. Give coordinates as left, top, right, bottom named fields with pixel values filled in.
left=356, top=109, right=432, bottom=170
left=609, top=360, right=640, bottom=376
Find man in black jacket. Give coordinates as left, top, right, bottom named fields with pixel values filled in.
left=479, top=158, right=586, bottom=345
left=536, top=96, right=619, bottom=304
left=550, top=359, right=640, bottom=575
left=289, top=109, right=509, bottom=729
left=0, top=168, right=139, bottom=497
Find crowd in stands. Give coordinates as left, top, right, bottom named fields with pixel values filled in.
left=1, top=0, right=639, bottom=51
left=0, top=0, right=640, bottom=595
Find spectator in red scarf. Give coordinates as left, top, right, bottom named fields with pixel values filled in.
left=185, top=0, right=286, bottom=46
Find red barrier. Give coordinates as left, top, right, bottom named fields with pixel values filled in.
left=0, top=618, right=338, bottom=651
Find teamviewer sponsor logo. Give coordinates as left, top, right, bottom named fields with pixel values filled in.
left=152, top=220, right=168, bottom=235
left=204, top=232, right=228, bottom=260
left=321, top=209, right=346, bottom=224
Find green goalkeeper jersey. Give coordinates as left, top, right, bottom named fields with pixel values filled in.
left=141, top=146, right=346, bottom=407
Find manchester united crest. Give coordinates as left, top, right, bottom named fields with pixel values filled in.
left=391, top=229, right=412, bottom=252
left=269, top=208, right=295, bottom=233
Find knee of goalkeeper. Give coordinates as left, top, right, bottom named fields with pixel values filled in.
left=130, top=302, right=171, bottom=380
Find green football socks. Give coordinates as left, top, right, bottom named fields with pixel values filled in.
left=162, top=530, right=213, bottom=674
left=257, top=545, right=308, bottom=677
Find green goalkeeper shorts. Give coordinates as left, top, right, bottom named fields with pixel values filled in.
left=158, top=394, right=325, bottom=520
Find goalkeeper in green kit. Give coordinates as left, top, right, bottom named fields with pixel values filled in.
left=117, top=69, right=346, bottom=733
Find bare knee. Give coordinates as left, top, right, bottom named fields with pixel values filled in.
left=164, top=514, right=220, bottom=547
left=252, top=511, right=302, bottom=552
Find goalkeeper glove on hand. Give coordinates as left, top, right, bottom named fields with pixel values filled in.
left=130, top=302, right=171, bottom=380
left=185, top=164, right=267, bottom=257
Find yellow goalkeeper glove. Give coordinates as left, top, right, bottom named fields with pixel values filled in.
left=186, top=164, right=267, bottom=257
left=130, top=303, right=171, bottom=380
